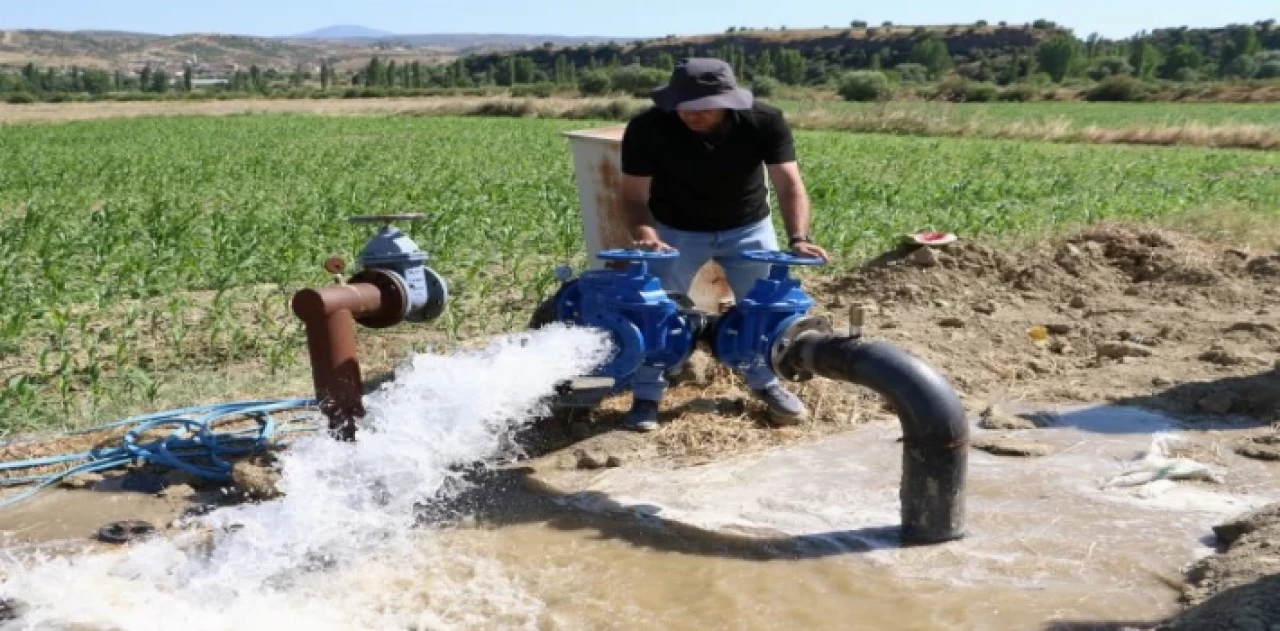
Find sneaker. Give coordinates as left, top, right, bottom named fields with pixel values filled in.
left=750, top=383, right=808, bottom=427
left=623, top=398, right=661, bottom=432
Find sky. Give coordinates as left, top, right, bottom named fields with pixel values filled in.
left=1, top=0, right=1275, bottom=40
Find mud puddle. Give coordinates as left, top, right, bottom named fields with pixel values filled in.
left=525, top=404, right=1280, bottom=629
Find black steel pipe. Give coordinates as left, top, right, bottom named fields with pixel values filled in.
left=777, top=332, right=969, bottom=544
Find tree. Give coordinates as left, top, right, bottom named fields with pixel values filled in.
left=850, top=20, right=868, bottom=28
left=140, top=65, right=153, bottom=92
left=909, top=35, right=952, bottom=78
left=320, top=62, right=331, bottom=90
left=151, top=69, right=170, bottom=93
left=365, top=57, right=384, bottom=87
left=513, top=56, right=536, bottom=83
left=249, top=64, right=263, bottom=91
left=554, top=55, right=571, bottom=84
left=1222, top=25, right=1260, bottom=66
left=81, top=69, right=112, bottom=95
left=183, top=65, right=194, bottom=91
left=775, top=49, right=807, bottom=84
left=1160, top=43, right=1203, bottom=80
left=1035, top=34, right=1080, bottom=82
left=1129, top=40, right=1161, bottom=79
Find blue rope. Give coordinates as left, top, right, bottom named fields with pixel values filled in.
left=0, top=399, right=321, bottom=508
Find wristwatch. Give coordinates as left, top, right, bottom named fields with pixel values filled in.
left=789, top=235, right=813, bottom=246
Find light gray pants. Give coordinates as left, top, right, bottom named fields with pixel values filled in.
left=631, top=216, right=781, bottom=402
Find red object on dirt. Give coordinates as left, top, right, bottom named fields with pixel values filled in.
left=909, top=232, right=959, bottom=246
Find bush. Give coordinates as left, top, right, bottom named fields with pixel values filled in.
left=5, top=92, right=36, bottom=104
left=609, top=64, right=668, bottom=94
left=750, top=76, right=780, bottom=97
left=1086, top=57, right=1135, bottom=81
left=1084, top=75, right=1147, bottom=102
left=965, top=82, right=998, bottom=102
left=837, top=71, right=890, bottom=102
left=578, top=70, right=611, bottom=96
left=997, top=84, right=1039, bottom=102
left=511, top=83, right=554, bottom=98
left=929, top=78, right=997, bottom=102
left=1224, top=56, right=1260, bottom=79
left=1259, top=61, right=1280, bottom=79
left=1174, top=67, right=1201, bottom=82
left=894, top=63, right=929, bottom=83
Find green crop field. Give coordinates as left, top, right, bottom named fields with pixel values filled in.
left=2, top=114, right=1279, bottom=431
left=778, top=100, right=1280, bottom=130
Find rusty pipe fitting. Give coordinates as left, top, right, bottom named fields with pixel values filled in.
left=291, top=270, right=408, bottom=441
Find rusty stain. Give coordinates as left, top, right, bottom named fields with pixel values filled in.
left=591, top=152, right=733, bottom=310
left=595, top=154, right=634, bottom=252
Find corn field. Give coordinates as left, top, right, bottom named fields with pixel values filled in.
left=1, top=113, right=1278, bottom=431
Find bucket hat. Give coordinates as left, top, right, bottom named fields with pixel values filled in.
left=651, top=57, right=754, bottom=112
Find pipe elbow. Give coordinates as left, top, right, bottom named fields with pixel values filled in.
left=291, top=284, right=386, bottom=321
left=781, top=333, right=969, bottom=544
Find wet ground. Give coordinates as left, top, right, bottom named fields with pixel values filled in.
left=3, top=403, right=1277, bottom=630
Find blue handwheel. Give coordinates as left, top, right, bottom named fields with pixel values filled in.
left=739, top=249, right=825, bottom=266
left=597, top=248, right=680, bottom=262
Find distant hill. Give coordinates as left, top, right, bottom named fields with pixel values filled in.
left=0, top=28, right=634, bottom=72
left=292, top=25, right=396, bottom=39
left=276, top=30, right=628, bottom=53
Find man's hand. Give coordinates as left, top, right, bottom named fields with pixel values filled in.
left=791, top=240, right=830, bottom=262
left=632, top=225, right=674, bottom=252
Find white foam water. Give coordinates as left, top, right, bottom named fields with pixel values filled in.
left=0, top=325, right=611, bottom=631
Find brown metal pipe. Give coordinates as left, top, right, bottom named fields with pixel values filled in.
left=291, top=280, right=402, bottom=441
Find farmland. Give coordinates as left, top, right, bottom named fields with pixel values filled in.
left=1, top=113, right=1279, bottom=431
left=778, top=100, right=1280, bottom=130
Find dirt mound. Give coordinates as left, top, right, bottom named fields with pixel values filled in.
left=1158, top=503, right=1280, bottom=629
left=810, top=223, right=1280, bottom=423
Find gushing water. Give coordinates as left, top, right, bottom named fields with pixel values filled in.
left=0, top=325, right=611, bottom=631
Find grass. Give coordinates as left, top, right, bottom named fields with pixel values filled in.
left=6, top=96, right=1280, bottom=150
left=775, top=100, right=1280, bottom=150
left=777, top=100, right=1280, bottom=129
left=1, top=113, right=1278, bottom=433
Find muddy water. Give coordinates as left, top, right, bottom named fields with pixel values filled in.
left=0, top=481, right=1172, bottom=631
left=2, top=386, right=1277, bottom=629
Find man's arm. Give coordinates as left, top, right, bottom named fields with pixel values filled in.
left=767, top=162, right=829, bottom=262
left=620, top=174, right=671, bottom=251
left=762, top=110, right=829, bottom=262
left=619, top=114, right=672, bottom=251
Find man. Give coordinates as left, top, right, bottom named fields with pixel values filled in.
left=618, top=57, right=830, bottom=433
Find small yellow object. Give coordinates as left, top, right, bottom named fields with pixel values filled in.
left=1027, top=325, right=1049, bottom=345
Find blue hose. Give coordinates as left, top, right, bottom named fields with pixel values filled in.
left=0, top=399, right=321, bottom=509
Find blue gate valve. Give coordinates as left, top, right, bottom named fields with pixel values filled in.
left=550, top=248, right=698, bottom=390
left=713, top=250, right=825, bottom=375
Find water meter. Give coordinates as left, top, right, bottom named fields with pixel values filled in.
left=348, top=214, right=448, bottom=326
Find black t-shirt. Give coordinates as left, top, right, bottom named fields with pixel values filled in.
left=619, top=102, right=797, bottom=232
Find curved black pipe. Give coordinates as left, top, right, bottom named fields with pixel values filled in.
left=776, top=332, right=969, bottom=544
